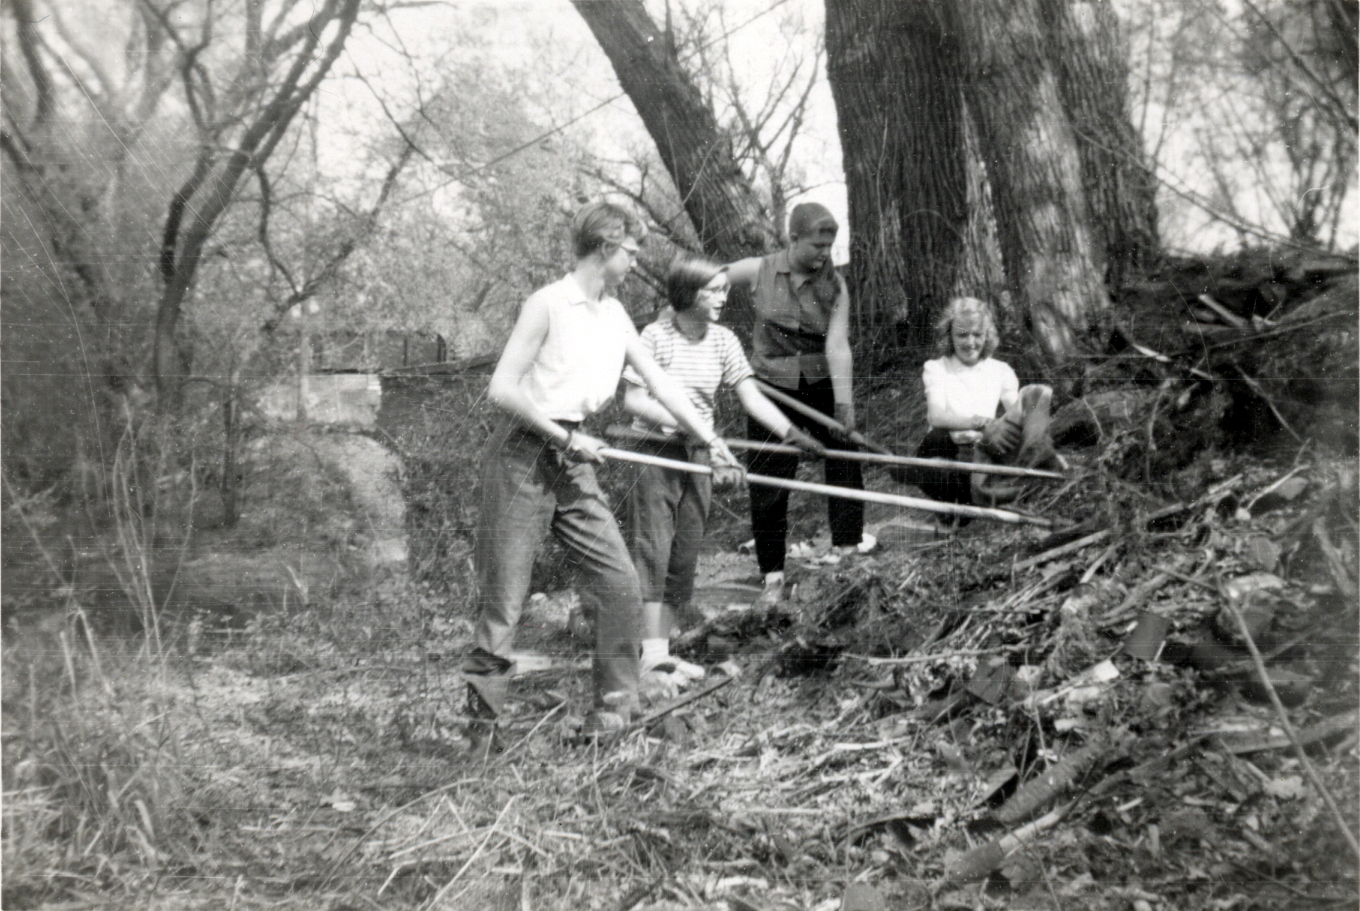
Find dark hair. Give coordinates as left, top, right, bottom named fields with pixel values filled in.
left=571, top=201, right=648, bottom=258
left=666, top=255, right=725, bottom=312
left=787, top=202, right=841, bottom=310
left=788, top=201, right=837, bottom=240
left=934, top=296, right=1000, bottom=359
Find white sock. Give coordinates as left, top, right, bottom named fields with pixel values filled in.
left=641, top=638, right=671, bottom=672
left=764, top=571, right=785, bottom=585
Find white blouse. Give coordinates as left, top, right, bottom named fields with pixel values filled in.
left=922, top=355, right=1019, bottom=443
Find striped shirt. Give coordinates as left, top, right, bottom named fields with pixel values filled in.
left=623, top=317, right=753, bottom=432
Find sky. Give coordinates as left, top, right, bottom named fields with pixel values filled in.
left=324, top=0, right=1354, bottom=259
left=324, top=0, right=851, bottom=256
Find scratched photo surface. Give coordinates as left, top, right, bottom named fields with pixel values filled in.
left=2, top=1, right=1356, bottom=908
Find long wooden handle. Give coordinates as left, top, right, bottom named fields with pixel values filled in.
left=599, top=446, right=1052, bottom=527
left=752, top=379, right=895, bottom=456
left=605, top=425, right=1065, bottom=482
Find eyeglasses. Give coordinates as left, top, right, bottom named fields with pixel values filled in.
left=615, top=244, right=641, bottom=260
left=699, top=284, right=730, bottom=297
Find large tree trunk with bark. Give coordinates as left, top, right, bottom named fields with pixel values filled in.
left=956, top=104, right=1009, bottom=316
left=571, top=1, right=779, bottom=280
left=1041, top=0, right=1159, bottom=291
left=958, top=0, right=1112, bottom=372
left=825, top=0, right=968, bottom=355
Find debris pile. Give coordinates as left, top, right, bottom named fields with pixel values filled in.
left=645, top=447, right=1357, bottom=907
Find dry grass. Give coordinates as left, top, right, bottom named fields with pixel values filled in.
left=4, top=369, right=1357, bottom=910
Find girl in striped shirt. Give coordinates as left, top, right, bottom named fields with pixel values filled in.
left=622, top=255, right=824, bottom=686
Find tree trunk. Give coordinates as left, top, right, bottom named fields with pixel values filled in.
left=153, top=0, right=360, bottom=410
left=956, top=102, right=1009, bottom=318
left=1041, top=0, right=1159, bottom=290
left=825, top=0, right=969, bottom=354
left=571, top=0, right=779, bottom=328
left=958, top=0, right=1112, bottom=371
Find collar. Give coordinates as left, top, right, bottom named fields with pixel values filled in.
left=671, top=312, right=709, bottom=341
left=563, top=272, right=609, bottom=306
left=774, top=248, right=813, bottom=289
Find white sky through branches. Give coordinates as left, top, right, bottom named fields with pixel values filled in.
left=321, top=0, right=1354, bottom=258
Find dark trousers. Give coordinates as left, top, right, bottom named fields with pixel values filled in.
left=915, top=428, right=972, bottom=505
left=624, top=439, right=712, bottom=614
left=915, top=384, right=1060, bottom=507
left=745, top=377, right=864, bottom=575
left=463, top=418, right=641, bottom=717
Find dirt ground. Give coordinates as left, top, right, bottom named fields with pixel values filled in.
left=3, top=253, right=1357, bottom=910
left=7, top=447, right=1356, bottom=910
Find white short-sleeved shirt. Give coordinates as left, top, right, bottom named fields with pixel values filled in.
left=922, top=355, right=1019, bottom=444
left=622, top=317, right=753, bottom=433
left=522, top=275, right=635, bottom=421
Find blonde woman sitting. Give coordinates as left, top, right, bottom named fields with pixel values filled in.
left=917, top=296, right=1063, bottom=514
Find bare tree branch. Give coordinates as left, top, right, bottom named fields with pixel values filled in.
left=1241, top=0, right=1357, bottom=132
left=9, top=0, right=57, bottom=124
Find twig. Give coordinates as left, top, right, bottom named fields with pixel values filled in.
left=1098, top=571, right=1173, bottom=628
left=1232, top=365, right=1303, bottom=443
left=996, top=729, right=1132, bottom=825
left=1145, top=473, right=1246, bottom=524
left=1114, top=324, right=1215, bottom=380
left=847, top=646, right=1021, bottom=666
left=1079, top=540, right=1121, bottom=583
left=1012, top=529, right=1111, bottom=571
left=1220, top=594, right=1360, bottom=862
left=422, top=796, right=517, bottom=911
left=493, top=702, right=566, bottom=766
left=1217, top=710, right=1359, bottom=755
left=1197, top=293, right=1249, bottom=329
left=1203, top=310, right=1353, bottom=351
left=944, top=801, right=1074, bottom=883
left=1242, top=465, right=1308, bottom=512
left=636, top=674, right=734, bottom=727
left=1311, top=516, right=1358, bottom=601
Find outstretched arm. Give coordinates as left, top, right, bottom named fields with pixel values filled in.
left=736, top=378, right=826, bottom=456
left=724, top=256, right=762, bottom=288
left=622, top=381, right=678, bottom=431
left=624, top=332, right=743, bottom=481
left=735, top=378, right=796, bottom=438
left=624, top=330, right=719, bottom=444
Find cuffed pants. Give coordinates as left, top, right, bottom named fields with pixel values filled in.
left=624, top=438, right=712, bottom=616
left=463, top=418, right=641, bottom=717
left=745, top=377, right=864, bottom=575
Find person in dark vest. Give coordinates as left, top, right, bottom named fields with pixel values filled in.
left=726, top=203, right=871, bottom=608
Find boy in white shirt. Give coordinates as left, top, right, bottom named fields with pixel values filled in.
left=463, top=203, right=743, bottom=753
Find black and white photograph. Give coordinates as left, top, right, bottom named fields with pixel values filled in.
left=2, top=0, right=1357, bottom=908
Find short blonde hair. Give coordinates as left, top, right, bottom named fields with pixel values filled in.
left=934, top=296, right=1000, bottom=359
left=571, top=201, right=647, bottom=258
